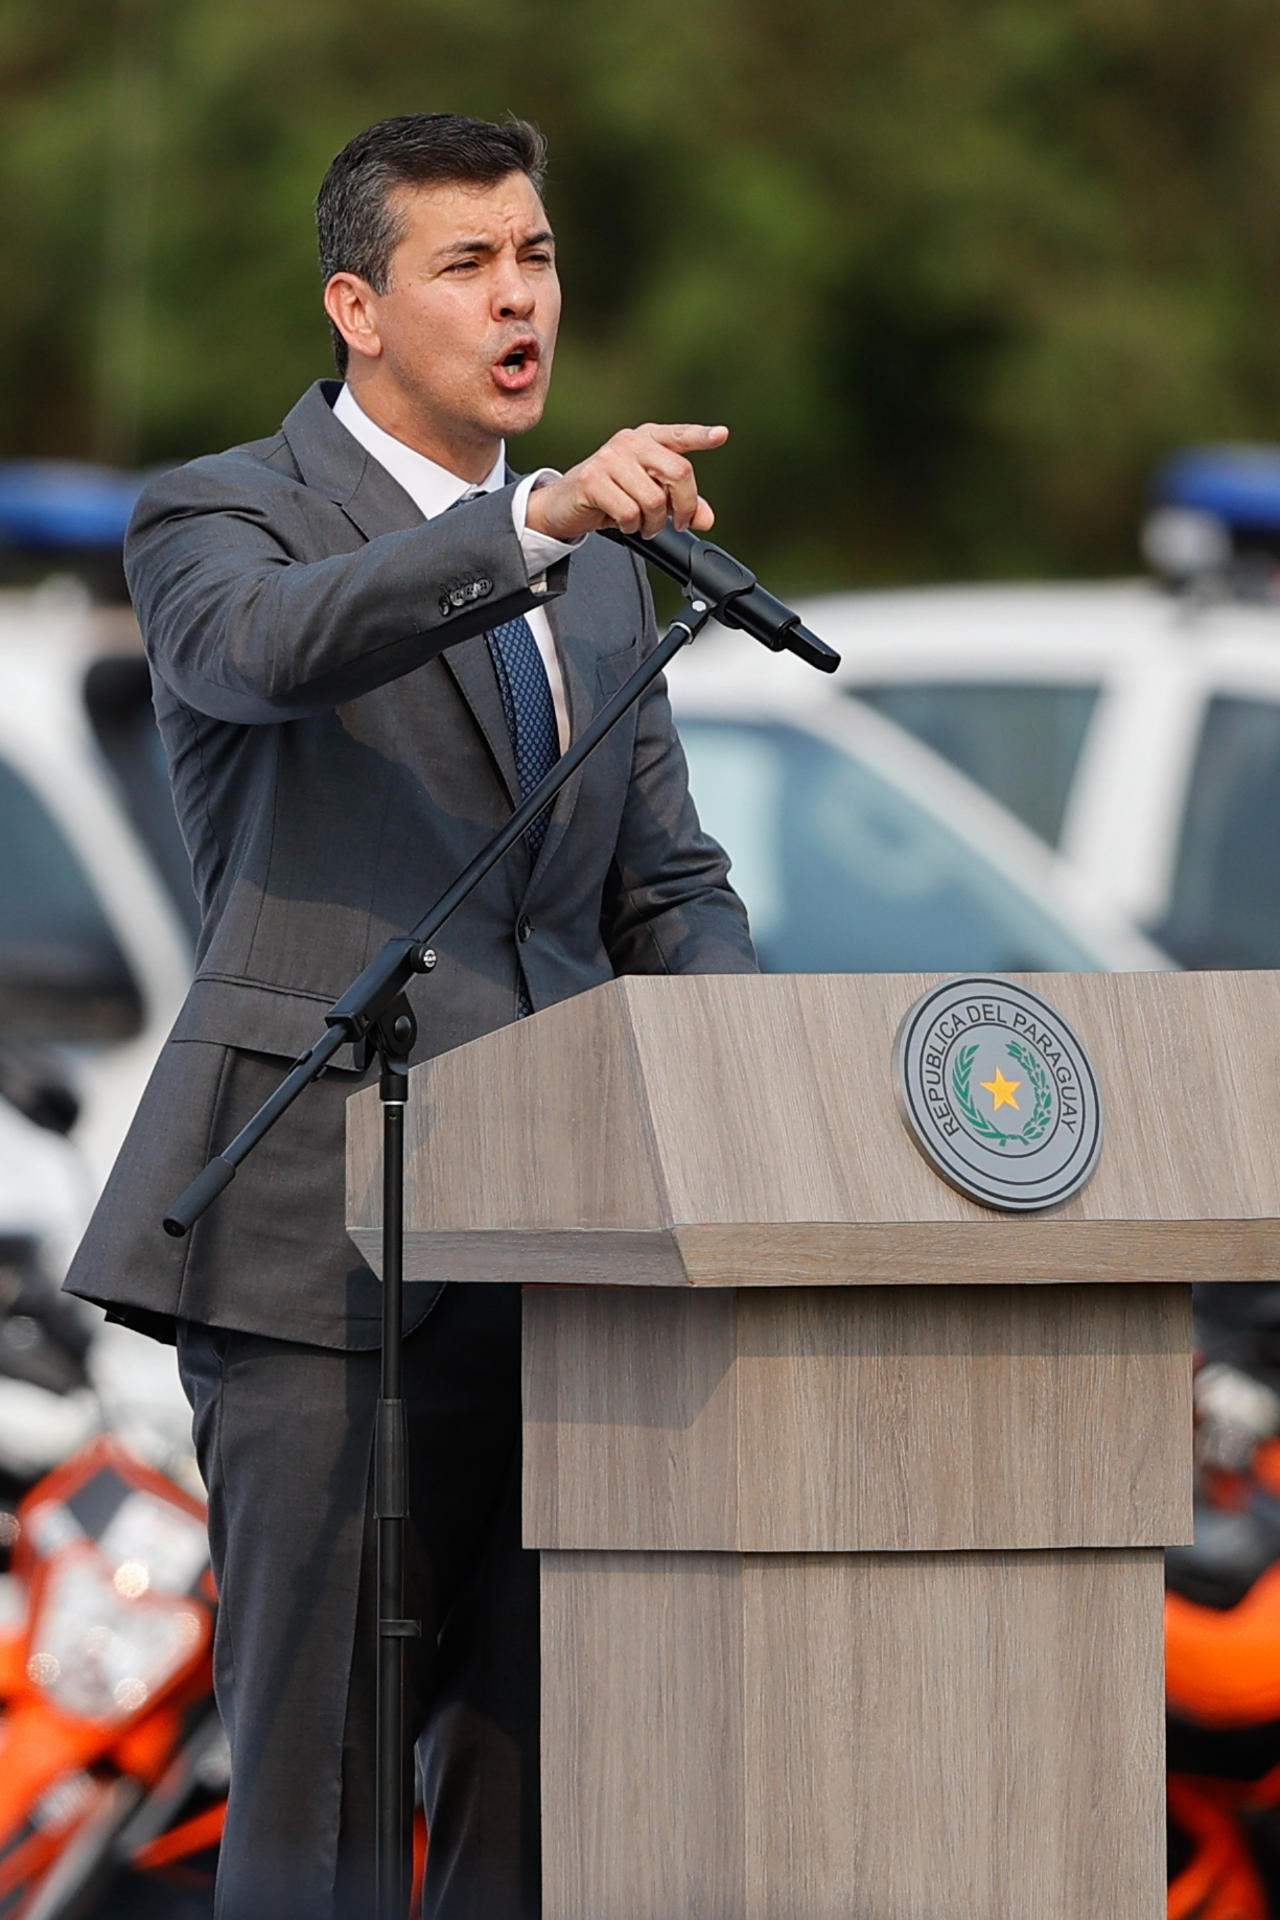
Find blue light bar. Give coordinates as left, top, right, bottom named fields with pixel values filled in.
left=0, top=462, right=144, bottom=550
left=1152, top=445, right=1280, bottom=533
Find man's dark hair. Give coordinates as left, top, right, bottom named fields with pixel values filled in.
left=317, top=112, right=548, bottom=375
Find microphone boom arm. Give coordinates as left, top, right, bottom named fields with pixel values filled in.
left=600, top=524, right=840, bottom=673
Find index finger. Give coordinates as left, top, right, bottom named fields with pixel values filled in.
left=648, top=423, right=730, bottom=452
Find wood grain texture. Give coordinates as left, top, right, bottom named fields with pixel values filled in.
left=346, top=980, right=671, bottom=1239
left=540, top=1547, right=1165, bottom=1920
left=523, top=1284, right=1192, bottom=1552
left=668, top=1217, right=1279, bottom=1287
left=541, top=1552, right=746, bottom=1920
left=346, top=971, right=1280, bottom=1284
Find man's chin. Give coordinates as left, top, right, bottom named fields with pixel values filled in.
left=490, top=387, right=549, bottom=442
left=491, top=407, right=545, bottom=447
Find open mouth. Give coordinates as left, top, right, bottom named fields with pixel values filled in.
left=492, top=340, right=541, bottom=393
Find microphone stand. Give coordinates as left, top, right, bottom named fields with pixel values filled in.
left=163, top=557, right=838, bottom=1920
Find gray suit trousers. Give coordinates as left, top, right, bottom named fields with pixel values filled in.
left=177, top=1280, right=538, bottom=1920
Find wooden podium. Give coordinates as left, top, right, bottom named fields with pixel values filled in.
left=345, top=971, right=1278, bottom=1919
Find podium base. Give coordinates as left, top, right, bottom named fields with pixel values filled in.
left=541, top=1545, right=1165, bottom=1920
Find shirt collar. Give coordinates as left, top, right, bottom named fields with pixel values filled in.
left=331, top=383, right=504, bottom=519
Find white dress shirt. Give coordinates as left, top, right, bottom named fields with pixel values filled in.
left=332, top=382, right=575, bottom=751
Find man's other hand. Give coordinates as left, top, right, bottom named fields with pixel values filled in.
left=525, top=423, right=729, bottom=543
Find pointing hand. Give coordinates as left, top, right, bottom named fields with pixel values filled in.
left=524, top=423, right=729, bottom=544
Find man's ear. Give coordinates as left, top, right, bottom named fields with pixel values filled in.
left=323, top=273, right=383, bottom=364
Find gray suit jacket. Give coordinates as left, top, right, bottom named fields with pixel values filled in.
left=65, top=381, right=756, bottom=1347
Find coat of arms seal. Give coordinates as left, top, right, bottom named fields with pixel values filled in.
left=894, top=977, right=1103, bottom=1211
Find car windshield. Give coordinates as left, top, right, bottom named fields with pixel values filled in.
left=1159, top=694, right=1280, bottom=967
left=679, top=718, right=1104, bottom=974
left=852, top=683, right=1099, bottom=847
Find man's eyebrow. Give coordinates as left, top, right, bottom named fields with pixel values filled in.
left=437, top=229, right=556, bottom=259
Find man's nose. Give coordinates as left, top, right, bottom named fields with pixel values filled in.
left=492, top=259, right=537, bottom=318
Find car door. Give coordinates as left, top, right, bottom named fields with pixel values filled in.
left=1148, top=670, right=1280, bottom=968
left=673, top=701, right=1168, bottom=976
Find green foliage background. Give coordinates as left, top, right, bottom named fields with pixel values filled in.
left=4, top=0, right=1280, bottom=590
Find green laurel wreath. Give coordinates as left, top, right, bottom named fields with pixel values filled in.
left=952, top=1044, right=1009, bottom=1142
left=952, top=1041, right=1054, bottom=1148
left=1006, top=1040, right=1053, bottom=1141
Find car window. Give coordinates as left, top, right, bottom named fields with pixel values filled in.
left=679, top=718, right=1103, bottom=973
left=1159, top=695, right=1280, bottom=968
left=851, top=684, right=1099, bottom=846
left=0, top=755, right=142, bottom=1040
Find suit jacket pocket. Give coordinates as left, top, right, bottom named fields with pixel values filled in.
left=595, top=635, right=642, bottom=689
left=172, top=974, right=364, bottom=1074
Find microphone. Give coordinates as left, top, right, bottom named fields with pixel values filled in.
left=600, top=524, right=840, bottom=672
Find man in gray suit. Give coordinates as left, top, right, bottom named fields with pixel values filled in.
left=66, top=112, right=755, bottom=1919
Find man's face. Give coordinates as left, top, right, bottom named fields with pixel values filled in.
left=334, top=170, right=561, bottom=478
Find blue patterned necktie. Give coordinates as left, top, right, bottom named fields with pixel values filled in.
left=487, top=614, right=559, bottom=1016
left=487, top=615, right=560, bottom=862
left=446, top=489, right=559, bottom=855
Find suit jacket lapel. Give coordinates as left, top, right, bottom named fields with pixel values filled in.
left=283, top=381, right=422, bottom=537
left=440, top=633, right=521, bottom=808
left=282, top=383, right=521, bottom=808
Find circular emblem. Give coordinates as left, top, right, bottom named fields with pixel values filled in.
left=894, top=977, right=1103, bottom=1212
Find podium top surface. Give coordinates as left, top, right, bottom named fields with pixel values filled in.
left=346, top=970, right=1280, bottom=1287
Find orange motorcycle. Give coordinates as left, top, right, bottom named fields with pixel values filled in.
left=0, top=1433, right=223, bottom=1918
left=1166, top=1341, right=1280, bottom=1919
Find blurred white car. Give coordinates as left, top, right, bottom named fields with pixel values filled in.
left=0, top=567, right=1167, bottom=1169
left=0, top=577, right=194, bottom=1466
left=801, top=446, right=1280, bottom=970
left=0, top=541, right=1167, bottom=1241
left=0, top=579, right=192, bottom=1247
left=802, top=577, right=1280, bottom=970
left=665, top=631, right=1172, bottom=976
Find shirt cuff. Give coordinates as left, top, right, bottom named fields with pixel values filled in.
left=512, top=470, right=584, bottom=590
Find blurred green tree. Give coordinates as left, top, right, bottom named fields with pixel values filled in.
left=2, top=0, right=1279, bottom=588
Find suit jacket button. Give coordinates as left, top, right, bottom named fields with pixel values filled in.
left=516, top=915, right=533, bottom=943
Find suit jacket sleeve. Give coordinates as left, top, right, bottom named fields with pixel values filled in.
left=125, top=450, right=565, bottom=725
left=600, top=552, right=758, bottom=976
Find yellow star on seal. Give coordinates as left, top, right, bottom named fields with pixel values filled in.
left=980, top=1065, right=1022, bottom=1112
